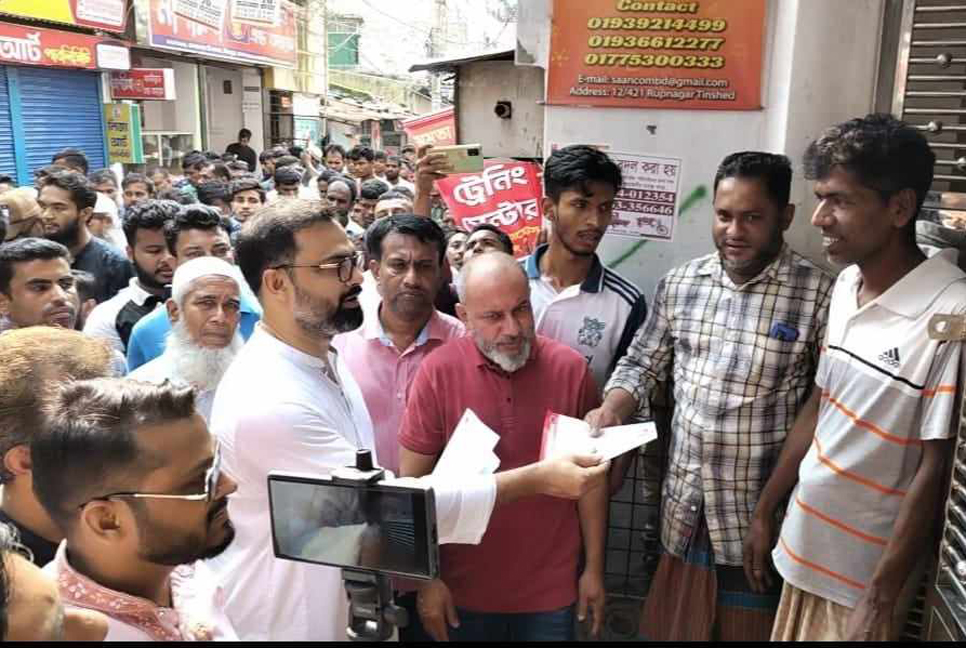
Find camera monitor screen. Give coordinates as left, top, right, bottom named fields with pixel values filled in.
left=268, top=473, right=438, bottom=580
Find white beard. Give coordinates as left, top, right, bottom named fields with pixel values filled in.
left=475, top=335, right=532, bottom=373
left=166, top=319, right=244, bottom=392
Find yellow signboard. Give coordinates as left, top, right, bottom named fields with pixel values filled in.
left=0, top=0, right=127, bottom=32
left=104, top=103, right=144, bottom=165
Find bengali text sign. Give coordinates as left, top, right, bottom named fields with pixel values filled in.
left=609, top=151, right=682, bottom=241
left=0, top=22, right=124, bottom=69
left=436, top=160, right=544, bottom=258
left=0, top=0, right=126, bottom=32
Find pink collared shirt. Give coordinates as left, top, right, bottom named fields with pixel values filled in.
left=44, top=541, right=237, bottom=641
left=333, top=306, right=465, bottom=475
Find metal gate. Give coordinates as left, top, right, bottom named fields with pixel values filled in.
left=891, top=0, right=966, bottom=640
left=16, top=67, right=106, bottom=177
left=0, top=67, right=17, bottom=181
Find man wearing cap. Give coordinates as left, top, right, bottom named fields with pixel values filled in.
left=0, top=189, right=44, bottom=242
left=125, top=205, right=262, bottom=371
left=130, top=257, right=244, bottom=422
left=88, top=192, right=127, bottom=251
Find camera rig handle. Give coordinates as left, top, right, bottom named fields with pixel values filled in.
left=336, top=449, right=408, bottom=641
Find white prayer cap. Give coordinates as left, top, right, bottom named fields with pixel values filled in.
left=171, top=257, right=241, bottom=305
left=93, top=192, right=117, bottom=217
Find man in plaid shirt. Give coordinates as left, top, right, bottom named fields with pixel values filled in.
left=586, top=152, right=834, bottom=641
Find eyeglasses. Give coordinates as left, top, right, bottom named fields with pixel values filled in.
left=273, top=250, right=365, bottom=284
left=82, top=442, right=223, bottom=506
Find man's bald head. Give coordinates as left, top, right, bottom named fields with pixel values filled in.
left=456, top=251, right=528, bottom=305
left=456, top=252, right=535, bottom=373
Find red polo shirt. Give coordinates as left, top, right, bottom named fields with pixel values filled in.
left=399, top=334, right=600, bottom=613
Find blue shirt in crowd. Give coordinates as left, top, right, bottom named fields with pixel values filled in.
left=126, top=291, right=262, bottom=371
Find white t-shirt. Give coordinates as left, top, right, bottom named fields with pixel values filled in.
left=386, top=178, right=415, bottom=193
left=83, top=278, right=160, bottom=355
left=266, top=185, right=319, bottom=203
left=207, top=325, right=374, bottom=640
left=207, top=324, right=496, bottom=640
left=523, top=246, right=647, bottom=391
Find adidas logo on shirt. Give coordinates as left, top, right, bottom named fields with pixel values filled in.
left=878, top=347, right=901, bottom=368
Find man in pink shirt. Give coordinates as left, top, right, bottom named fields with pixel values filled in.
left=399, top=252, right=607, bottom=641
left=32, top=378, right=238, bottom=641
left=333, top=214, right=463, bottom=641
left=334, top=214, right=463, bottom=477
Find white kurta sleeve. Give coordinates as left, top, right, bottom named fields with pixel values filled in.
left=395, top=474, right=496, bottom=545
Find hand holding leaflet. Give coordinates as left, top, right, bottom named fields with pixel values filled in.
left=540, top=412, right=657, bottom=462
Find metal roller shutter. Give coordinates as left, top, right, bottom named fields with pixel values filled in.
left=18, top=67, right=105, bottom=174
left=0, top=67, right=16, bottom=180
left=892, top=4, right=966, bottom=639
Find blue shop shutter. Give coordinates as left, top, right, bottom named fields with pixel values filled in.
left=0, top=68, right=17, bottom=180
left=19, top=68, right=105, bottom=175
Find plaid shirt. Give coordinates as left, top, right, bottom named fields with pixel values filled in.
left=606, top=245, right=834, bottom=566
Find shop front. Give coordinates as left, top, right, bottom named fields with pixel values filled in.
left=110, top=54, right=199, bottom=173
left=265, top=89, right=322, bottom=149
left=131, top=0, right=298, bottom=162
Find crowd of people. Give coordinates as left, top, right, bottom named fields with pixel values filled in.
left=0, top=112, right=960, bottom=642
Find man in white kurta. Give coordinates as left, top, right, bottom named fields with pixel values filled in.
left=209, top=200, right=610, bottom=640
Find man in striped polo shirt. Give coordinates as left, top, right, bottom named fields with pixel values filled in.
left=749, top=114, right=966, bottom=640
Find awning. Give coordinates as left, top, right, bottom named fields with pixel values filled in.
left=408, top=48, right=514, bottom=73
left=322, top=97, right=413, bottom=124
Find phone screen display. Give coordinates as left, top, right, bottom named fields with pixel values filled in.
left=269, top=476, right=433, bottom=579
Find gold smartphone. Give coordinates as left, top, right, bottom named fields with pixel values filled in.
left=434, top=144, right=484, bottom=174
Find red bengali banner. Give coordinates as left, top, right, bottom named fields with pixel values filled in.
left=110, top=68, right=176, bottom=100
left=402, top=107, right=456, bottom=148
left=0, top=22, right=126, bottom=70
left=436, top=160, right=544, bottom=259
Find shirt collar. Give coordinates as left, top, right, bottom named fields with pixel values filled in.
left=364, top=303, right=444, bottom=349
left=128, top=277, right=160, bottom=307
left=695, top=244, right=794, bottom=286
left=49, top=542, right=210, bottom=641
left=252, top=324, right=329, bottom=373
left=525, top=244, right=605, bottom=293
left=862, top=250, right=965, bottom=319
left=239, top=290, right=259, bottom=315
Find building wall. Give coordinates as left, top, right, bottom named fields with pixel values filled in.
left=242, top=68, right=265, bottom=152
left=328, top=119, right=357, bottom=149
left=458, top=61, right=544, bottom=159
left=520, top=0, right=885, bottom=301
left=205, top=65, right=245, bottom=154
left=329, top=69, right=432, bottom=115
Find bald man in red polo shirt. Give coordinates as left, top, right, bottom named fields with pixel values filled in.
left=399, top=252, right=606, bottom=642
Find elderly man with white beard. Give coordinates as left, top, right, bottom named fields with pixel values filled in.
left=130, top=256, right=244, bottom=421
